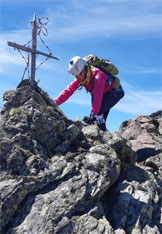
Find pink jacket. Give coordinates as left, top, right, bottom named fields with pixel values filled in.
left=54, top=67, right=114, bottom=115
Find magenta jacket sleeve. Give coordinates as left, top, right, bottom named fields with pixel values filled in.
left=54, top=79, right=80, bottom=105
left=91, top=69, right=107, bottom=115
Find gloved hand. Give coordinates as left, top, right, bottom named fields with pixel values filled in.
left=95, top=114, right=105, bottom=125
left=83, top=114, right=106, bottom=131
left=95, top=114, right=106, bottom=131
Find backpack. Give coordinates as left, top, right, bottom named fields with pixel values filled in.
left=83, top=54, right=120, bottom=90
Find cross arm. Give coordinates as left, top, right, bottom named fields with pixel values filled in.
left=7, top=41, right=60, bottom=60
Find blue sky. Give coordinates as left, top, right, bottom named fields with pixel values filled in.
left=0, top=0, right=162, bottom=132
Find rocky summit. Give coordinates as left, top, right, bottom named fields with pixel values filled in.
left=0, top=80, right=161, bottom=234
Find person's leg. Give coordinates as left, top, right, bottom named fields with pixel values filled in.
left=90, top=87, right=124, bottom=131
left=98, top=86, right=124, bottom=130
left=99, top=86, right=124, bottom=115
left=103, top=110, right=110, bottom=121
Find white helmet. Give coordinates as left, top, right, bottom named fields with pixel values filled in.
left=68, top=56, right=86, bottom=76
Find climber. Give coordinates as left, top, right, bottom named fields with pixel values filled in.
left=54, top=56, right=124, bottom=131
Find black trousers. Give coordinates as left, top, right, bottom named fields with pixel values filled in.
left=92, top=86, right=125, bottom=121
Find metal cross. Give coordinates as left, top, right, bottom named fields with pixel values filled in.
left=7, top=13, right=59, bottom=87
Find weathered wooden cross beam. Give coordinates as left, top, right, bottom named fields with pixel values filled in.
left=7, top=13, right=59, bottom=87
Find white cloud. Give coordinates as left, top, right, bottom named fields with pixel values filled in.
left=114, top=85, right=162, bottom=115
left=0, top=30, right=32, bottom=68
left=0, top=47, right=24, bottom=66
left=0, top=0, right=161, bottom=69
left=1, top=1, right=161, bottom=43
left=0, top=29, right=31, bottom=46
left=0, top=38, right=61, bottom=71
left=44, top=0, right=161, bottom=42
left=125, top=66, right=162, bottom=75
left=47, top=14, right=161, bottom=43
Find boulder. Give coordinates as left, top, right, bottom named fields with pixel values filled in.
left=119, top=111, right=162, bottom=163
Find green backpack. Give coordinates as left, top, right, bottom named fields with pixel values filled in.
left=83, top=54, right=120, bottom=90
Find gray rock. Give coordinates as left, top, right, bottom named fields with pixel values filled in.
left=119, top=110, right=162, bottom=162
left=0, top=81, right=161, bottom=234
left=102, top=164, right=162, bottom=234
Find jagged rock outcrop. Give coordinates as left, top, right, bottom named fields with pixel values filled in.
left=0, top=80, right=161, bottom=234
left=103, top=110, right=162, bottom=234
left=119, top=111, right=162, bottom=163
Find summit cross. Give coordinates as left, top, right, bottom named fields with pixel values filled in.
left=7, top=13, right=59, bottom=87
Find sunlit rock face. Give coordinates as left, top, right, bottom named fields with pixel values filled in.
left=0, top=81, right=161, bottom=234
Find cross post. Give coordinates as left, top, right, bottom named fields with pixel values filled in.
left=30, top=13, right=37, bottom=87
left=7, top=13, right=59, bottom=88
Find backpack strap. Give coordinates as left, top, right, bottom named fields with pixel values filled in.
left=88, top=66, right=95, bottom=92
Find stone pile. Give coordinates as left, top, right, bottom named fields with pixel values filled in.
left=0, top=81, right=161, bottom=234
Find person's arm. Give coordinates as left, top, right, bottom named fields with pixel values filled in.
left=54, top=79, right=80, bottom=105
